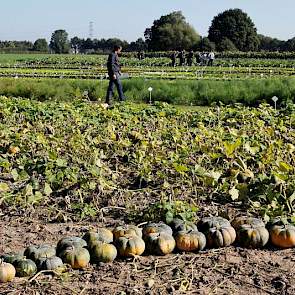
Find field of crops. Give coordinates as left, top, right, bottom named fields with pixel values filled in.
left=1, top=54, right=295, bottom=80
left=1, top=53, right=295, bottom=294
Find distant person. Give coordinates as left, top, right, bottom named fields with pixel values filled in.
left=187, top=50, right=194, bottom=66
left=141, top=50, right=145, bottom=60
left=106, top=45, right=125, bottom=105
left=202, top=52, right=208, bottom=66
left=171, top=51, right=177, bottom=67
left=179, top=50, right=186, bottom=66
left=208, top=51, right=215, bottom=66
left=196, top=52, right=202, bottom=65
left=137, top=51, right=141, bottom=60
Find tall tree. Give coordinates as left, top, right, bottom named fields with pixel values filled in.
left=145, top=11, right=200, bottom=51
left=33, top=39, right=48, bottom=52
left=208, top=9, right=259, bottom=51
left=50, top=30, right=70, bottom=54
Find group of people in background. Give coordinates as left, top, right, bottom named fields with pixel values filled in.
left=170, top=50, right=215, bottom=67
left=106, top=46, right=216, bottom=106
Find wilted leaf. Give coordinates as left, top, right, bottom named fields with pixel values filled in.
left=229, top=186, right=239, bottom=201
left=44, top=183, right=53, bottom=196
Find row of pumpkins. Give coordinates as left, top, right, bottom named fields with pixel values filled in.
left=1, top=216, right=295, bottom=283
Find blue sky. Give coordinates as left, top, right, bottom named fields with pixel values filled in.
left=1, top=0, right=294, bottom=42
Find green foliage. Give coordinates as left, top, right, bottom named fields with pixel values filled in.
left=145, top=11, right=200, bottom=51
left=129, top=199, right=199, bottom=224
left=208, top=9, right=259, bottom=51
left=0, top=97, right=294, bottom=221
left=199, top=37, right=215, bottom=51
left=50, top=30, right=70, bottom=54
left=217, top=37, right=237, bottom=52
left=1, top=77, right=295, bottom=106
left=33, top=39, right=49, bottom=52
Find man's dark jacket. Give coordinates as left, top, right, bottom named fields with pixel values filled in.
left=107, top=52, right=121, bottom=78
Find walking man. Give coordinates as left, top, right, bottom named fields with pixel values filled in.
left=171, top=51, right=177, bottom=67
left=106, top=45, right=125, bottom=105
left=208, top=51, right=215, bottom=66
left=187, top=50, right=194, bottom=66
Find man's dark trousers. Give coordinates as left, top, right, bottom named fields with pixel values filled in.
left=106, top=73, right=125, bottom=103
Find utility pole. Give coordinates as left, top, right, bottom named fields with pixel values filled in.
left=89, top=21, right=94, bottom=39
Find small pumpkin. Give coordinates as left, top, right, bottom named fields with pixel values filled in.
left=36, top=256, right=64, bottom=271
left=56, top=237, right=87, bottom=255
left=1, top=253, right=25, bottom=265
left=83, top=228, right=113, bottom=246
left=142, top=222, right=173, bottom=237
left=232, top=216, right=265, bottom=230
left=206, top=225, right=236, bottom=248
left=24, top=244, right=56, bottom=261
left=59, top=246, right=90, bottom=269
left=90, top=241, right=117, bottom=263
left=144, top=233, right=175, bottom=255
left=175, top=230, right=206, bottom=252
left=170, top=218, right=198, bottom=234
left=236, top=224, right=269, bottom=248
left=198, top=216, right=230, bottom=233
left=115, top=234, right=145, bottom=257
left=14, top=259, right=37, bottom=277
left=269, top=224, right=295, bottom=248
left=0, top=261, right=16, bottom=283
left=113, top=225, right=142, bottom=240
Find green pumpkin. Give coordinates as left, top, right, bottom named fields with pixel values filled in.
left=170, top=218, right=199, bottom=234
left=59, top=247, right=90, bottom=269
left=83, top=228, right=113, bottom=246
left=115, top=234, right=145, bottom=257
left=236, top=224, right=269, bottom=248
left=90, top=241, right=117, bottom=263
left=14, top=259, right=37, bottom=277
left=206, top=225, right=236, bottom=248
left=144, top=232, right=176, bottom=255
left=198, top=216, right=230, bottom=233
left=56, top=237, right=87, bottom=255
left=36, top=256, right=64, bottom=271
left=142, top=222, right=173, bottom=237
left=232, top=216, right=265, bottom=230
left=24, top=244, right=56, bottom=261
left=1, top=253, right=25, bottom=265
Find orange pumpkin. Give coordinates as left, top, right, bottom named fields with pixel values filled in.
left=175, top=230, right=206, bottom=252
left=113, top=225, right=142, bottom=240
left=269, top=224, right=295, bottom=248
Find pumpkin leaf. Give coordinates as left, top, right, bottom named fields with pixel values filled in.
left=44, top=183, right=53, bottom=196
left=278, top=161, right=293, bottom=173
left=0, top=182, right=10, bottom=192
left=173, top=163, right=189, bottom=173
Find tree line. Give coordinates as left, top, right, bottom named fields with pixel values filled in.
left=1, top=9, right=294, bottom=54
